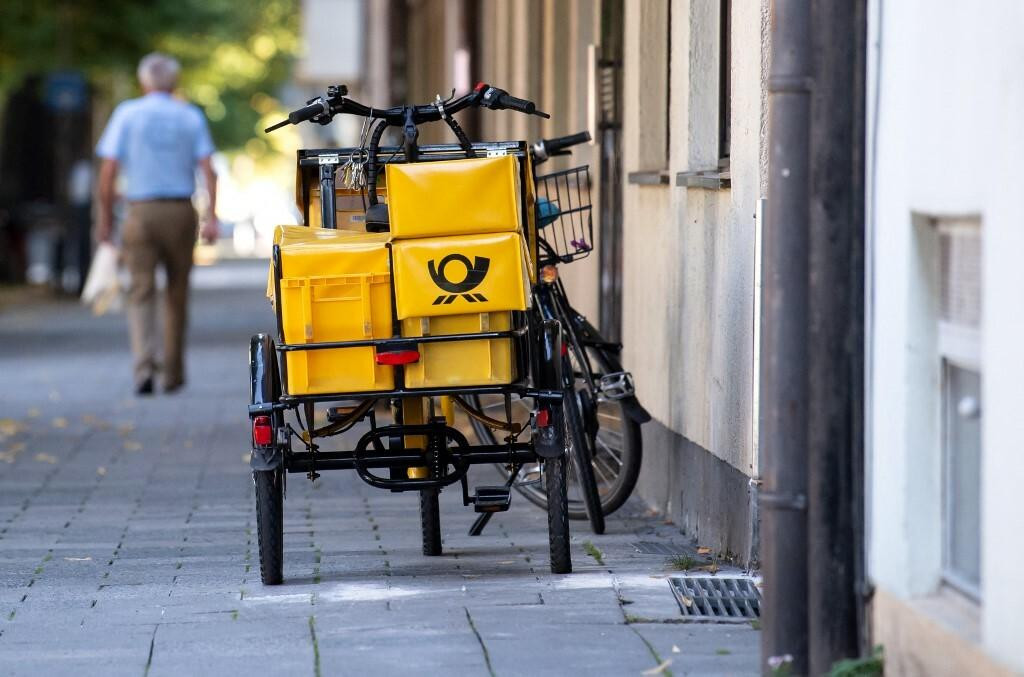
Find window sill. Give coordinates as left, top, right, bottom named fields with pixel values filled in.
left=627, top=170, right=670, bottom=186
left=676, top=168, right=731, bottom=190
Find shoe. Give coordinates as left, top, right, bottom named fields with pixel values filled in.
left=136, top=378, right=154, bottom=396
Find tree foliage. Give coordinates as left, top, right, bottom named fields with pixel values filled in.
left=0, top=0, right=300, bottom=152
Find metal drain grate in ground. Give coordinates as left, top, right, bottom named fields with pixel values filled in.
left=631, top=541, right=692, bottom=556
left=668, top=576, right=761, bottom=622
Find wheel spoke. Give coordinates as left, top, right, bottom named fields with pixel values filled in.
left=595, top=437, right=624, bottom=467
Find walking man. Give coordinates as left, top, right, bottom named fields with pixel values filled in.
left=95, top=53, right=217, bottom=395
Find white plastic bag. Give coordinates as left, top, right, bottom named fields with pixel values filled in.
left=80, top=242, right=123, bottom=315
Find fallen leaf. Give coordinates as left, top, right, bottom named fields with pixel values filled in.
left=697, top=546, right=712, bottom=555
left=27, top=408, right=41, bottom=418
left=0, top=419, right=23, bottom=436
left=96, top=466, right=107, bottom=476
left=123, top=441, right=142, bottom=451
left=51, top=417, right=68, bottom=429
left=81, top=414, right=97, bottom=425
left=35, top=453, right=58, bottom=464
left=117, top=423, right=135, bottom=435
left=679, top=595, right=693, bottom=607
left=184, top=440, right=194, bottom=448
left=641, top=659, right=673, bottom=675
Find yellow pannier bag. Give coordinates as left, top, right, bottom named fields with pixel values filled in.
left=272, top=226, right=394, bottom=395
left=385, top=156, right=522, bottom=238
left=391, top=231, right=530, bottom=321
left=402, top=312, right=515, bottom=388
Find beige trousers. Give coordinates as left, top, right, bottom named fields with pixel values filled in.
left=121, top=200, right=197, bottom=388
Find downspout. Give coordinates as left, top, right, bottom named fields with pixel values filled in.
left=760, top=1, right=812, bottom=674
left=806, top=1, right=867, bottom=672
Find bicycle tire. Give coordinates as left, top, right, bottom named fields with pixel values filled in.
left=564, top=386, right=605, bottom=535
left=419, top=487, right=442, bottom=556
left=545, top=452, right=572, bottom=574
left=254, top=468, right=284, bottom=585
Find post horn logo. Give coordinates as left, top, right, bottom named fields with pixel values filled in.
left=428, top=253, right=490, bottom=305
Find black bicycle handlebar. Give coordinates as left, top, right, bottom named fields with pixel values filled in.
left=544, top=131, right=591, bottom=154
left=532, top=130, right=592, bottom=165
left=265, top=82, right=549, bottom=134
left=288, top=99, right=330, bottom=125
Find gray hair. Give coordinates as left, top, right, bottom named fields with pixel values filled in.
left=137, top=52, right=180, bottom=91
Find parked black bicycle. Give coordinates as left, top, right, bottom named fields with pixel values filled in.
left=468, top=132, right=651, bottom=536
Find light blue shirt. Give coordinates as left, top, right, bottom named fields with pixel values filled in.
left=95, top=92, right=215, bottom=201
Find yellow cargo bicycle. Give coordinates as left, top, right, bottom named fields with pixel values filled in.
left=249, top=84, right=586, bottom=583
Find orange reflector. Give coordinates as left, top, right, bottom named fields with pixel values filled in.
left=252, top=415, right=273, bottom=446
left=540, top=264, right=558, bottom=284
left=375, top=349, right=420, bottom=366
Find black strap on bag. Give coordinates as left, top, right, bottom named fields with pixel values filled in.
left=435, top=94, right=476, bottom=159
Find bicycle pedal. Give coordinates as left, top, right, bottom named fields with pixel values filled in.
left=472, top=486, right=512, bottom=513
left=599, top=371, right=636, bottom=400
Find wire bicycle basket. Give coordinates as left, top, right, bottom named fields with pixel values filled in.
left=534, top=165, right=593, bottom=263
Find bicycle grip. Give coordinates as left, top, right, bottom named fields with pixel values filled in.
left=543, top=131, right=592, bottom=154
left=288, top=99, right=327, bottom=125
left=497, top=92, right=536, bottom=115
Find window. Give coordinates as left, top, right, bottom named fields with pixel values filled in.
left=936, top=218, right=982, bottom=599
left=626, top=0, right=671, bottom=184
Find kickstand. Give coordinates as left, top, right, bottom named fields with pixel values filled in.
left=467, top=463, right=521, bottom=537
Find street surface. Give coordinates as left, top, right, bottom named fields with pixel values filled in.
left=0, top=260, right=759, bottom=675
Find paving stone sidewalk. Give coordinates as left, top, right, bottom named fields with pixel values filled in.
left=0, top=260, right=759, bottom=676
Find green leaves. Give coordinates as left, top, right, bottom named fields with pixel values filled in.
left=0, top=0, right=300, bottom=152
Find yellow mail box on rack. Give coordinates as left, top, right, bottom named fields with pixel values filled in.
left=401, top=312, right=515, bottom=388
left=273, top=226, right=394, bottom=395
left=385, top=156, right=522, bottom=238
left=391, top=231, right=530, bottom=320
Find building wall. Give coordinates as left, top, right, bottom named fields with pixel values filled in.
left=866, top=0, right=1024, bottom=672
left=621, top=0, right=769, bottom=563
left=381, top=0, right=770, bottom=565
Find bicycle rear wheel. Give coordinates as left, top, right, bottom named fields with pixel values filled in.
left=468, top=344, right=641, bottom=518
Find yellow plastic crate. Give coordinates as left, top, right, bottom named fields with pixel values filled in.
left=273, top=226, right=394, bottom=395
left=385, top=156, right=522, bottom=238
left=401, top=312, right=515, bottom=388
left=391, top=231, right=530, bottom=320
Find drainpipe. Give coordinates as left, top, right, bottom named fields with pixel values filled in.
left=760, top=0, right=812, bottom=674
left=806, top=1, right=866, bottom=672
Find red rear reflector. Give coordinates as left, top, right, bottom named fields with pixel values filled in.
left=560, top=343, right=568, bottom=356
left=375, top=349, right=420, bottom=366
left=474, top=82, right=487, bottom=92
left=536, top=409, right=551, bottom=428
left=252, top=416, right=273, bottom=446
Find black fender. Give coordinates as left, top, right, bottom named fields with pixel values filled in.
left=249, top=333, right=283, bottom=471
left=572, top=314, right=652, bottom=425
left=533, top=319, right=566, bottom=459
